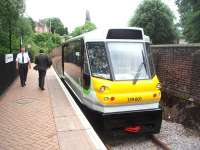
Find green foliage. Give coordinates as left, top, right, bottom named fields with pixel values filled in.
left=32, top=32, right=62, bottom=53
left=44, top=18, right=67, bottom=35
left=0, top=27, right=10, bottom=54
left=0, top=0, right=25, bottom=21
left=0, top=0, right=25, bottom=54
left=129, top=0, right=177, bottom=44
left=16, top=17, right=33, bottom=37
left=64, top=27, right=68, bottom=35
left=0, top=0, right=64, bottom=56
left=27, top=17, right=36, bottom=32
left=71, top=21, right=96, bottom=37
left=8, top=17, right=34, bottom=55
left=176, top=0, right=200, bottom=42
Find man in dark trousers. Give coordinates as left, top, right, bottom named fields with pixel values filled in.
left=35, top=49, right=52, bottom=90
left=16, top=47, right=31, bottom=87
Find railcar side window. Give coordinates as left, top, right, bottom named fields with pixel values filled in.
left=86, top=42, right=111, bottom=80
left=63, top=40, right=82, bottom=85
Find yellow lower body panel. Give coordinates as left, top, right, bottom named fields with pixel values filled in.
left=91, top=75, right=161, bottom=106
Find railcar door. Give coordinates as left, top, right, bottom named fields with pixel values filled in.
left=82, top=41, right=91, bottom=96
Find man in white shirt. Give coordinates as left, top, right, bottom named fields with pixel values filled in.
left=16, top=47, right=31, bottom=87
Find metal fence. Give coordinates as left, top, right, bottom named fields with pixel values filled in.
left=0, top=54, right=18, bottom=95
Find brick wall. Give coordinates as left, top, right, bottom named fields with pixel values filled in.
left=151, top=44, right=200, bottom=103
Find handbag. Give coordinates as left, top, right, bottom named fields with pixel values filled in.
left=33, top=65, right=38, bottom=70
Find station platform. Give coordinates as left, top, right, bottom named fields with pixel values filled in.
left=0, top=66, right=106, bottom=150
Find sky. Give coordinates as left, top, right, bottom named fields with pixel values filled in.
left=25, top=0, right=179, bottom=32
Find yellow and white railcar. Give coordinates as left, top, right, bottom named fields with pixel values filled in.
left=52, top=27, right=162, bottom=134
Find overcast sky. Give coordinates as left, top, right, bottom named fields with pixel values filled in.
left=25, top=0, right=179, bottom=32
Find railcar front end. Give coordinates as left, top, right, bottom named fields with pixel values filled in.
left=61, top=28, right=162, bottom=134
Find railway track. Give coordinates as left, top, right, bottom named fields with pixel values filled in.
left=104, top=134, right=171, bottom=150
left=105, top=144, right=112, bottom=150
left=151, top=135, right=171, bottom=150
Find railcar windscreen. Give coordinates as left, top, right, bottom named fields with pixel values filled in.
left=107, top=42, right=150, bottom=80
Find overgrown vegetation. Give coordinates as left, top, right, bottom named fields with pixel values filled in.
left=0, top=0, right=63, bottom=57
left=32, top=33, right=61, bottom=53
left=44, top=17, right=68, bottom=36
left=2, top=0, right=199, bottom=57
left=176, top=0, right=200, bottom=43
left=129, top=0, right=178, bottom=44
left=71, top=21, right=96, bottom=37
left=0, top=0, right=25, bottom=54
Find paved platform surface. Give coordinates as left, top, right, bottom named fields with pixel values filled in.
left=0, top=67, right=106, bottom=150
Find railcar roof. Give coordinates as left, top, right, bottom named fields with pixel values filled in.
left=66, top=27, right=150, bottom=43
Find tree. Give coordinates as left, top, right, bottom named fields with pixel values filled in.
left=32, top=32, right=61, bottom=53
left=129, top=0, right=177, bottom=44
left=16, top=17, right=33, bottom=36
left=71, top=21, right=96, bottom=37
left=10, top=17, right=34, bottom=53
left=64, top=27, right=68, bottom=35
left=27, top=17, right=36, bottom=32
left=44, top=18, right=66, bottom=35
left=176, top=0, right=200, bottom=42
left=0, top=0, right=25, bottom=53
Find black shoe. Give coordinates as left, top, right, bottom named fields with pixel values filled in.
left=41, top=87, right=45, bottom=90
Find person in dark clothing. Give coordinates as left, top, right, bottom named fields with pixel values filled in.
left=16, top=47, right=31, bottom=87
left=35, top=49, right=52, bottom=90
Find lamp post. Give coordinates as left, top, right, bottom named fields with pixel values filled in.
left=27, top=44, right=31, bottom=49
left=49, top=19, right=51, bottom=33
left=27, top=44, right=32, bottom=61
left=19, top=31, right=23, bottom=51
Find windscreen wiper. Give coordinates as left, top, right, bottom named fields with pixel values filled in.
left=132, top=62, right=144, bottom=84
left=132, top=50, right=146, bottom=84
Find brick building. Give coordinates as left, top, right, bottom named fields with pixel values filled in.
left=35, top=20, right=49, bottom=33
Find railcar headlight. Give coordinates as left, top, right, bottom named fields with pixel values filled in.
left=104, top=97, right=109, bottom=101
left=99, top=85, right=110, bottom=93
left=99, top=86, right=106, bottom=93
left=157, top=83, right=162, bottom=89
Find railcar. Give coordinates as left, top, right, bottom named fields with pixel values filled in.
left=52, top=27, right=162, bottom=134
